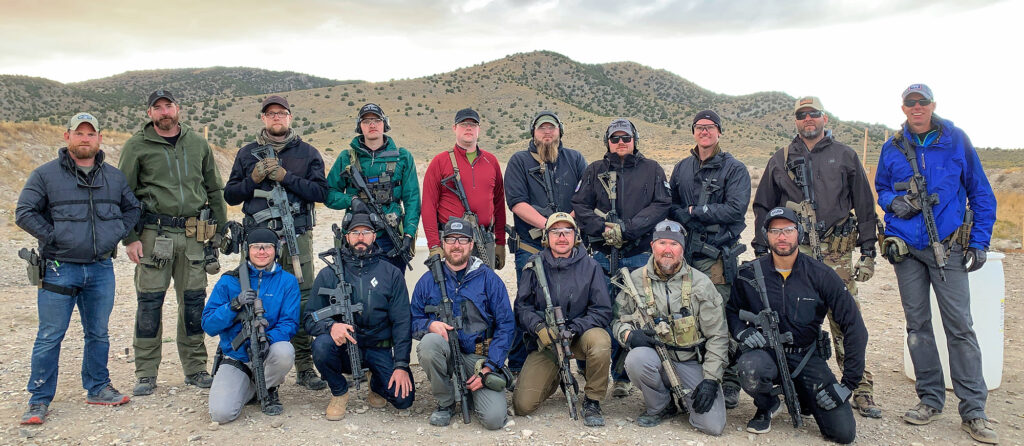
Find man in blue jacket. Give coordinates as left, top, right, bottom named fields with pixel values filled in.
left=875, top=83, right=998, bottom=444
left=412, top=218, right=516, bottom=430
left=202, top=228, right=300, bottom=423
left=16, top=113, right=142, bottom=424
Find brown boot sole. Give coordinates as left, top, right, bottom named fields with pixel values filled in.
left=902, top=412, right=941, bottom=425
left=961, top=422, right=999, bottom=444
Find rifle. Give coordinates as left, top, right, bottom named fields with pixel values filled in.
left=531, top=256, right=579, bottom=420
left=346, top=160, right=413, bottom=269
left=251, top=145, right=304, bottom=283
left=685, top=177, right=724, bottom=263
left=526, top=162, right=558, bottom=240
left=440, top=168, right=493, bottom=267
left=893, top=138, right=946, bottom=281
left=423, top=253, right=472, bottom=424
left=313, top=249, right=367, bottom=390
left=229, top=261, right=272, bottom=413
left=589, top=170, right=622, bottom=271
left=785, top=156, right=823, bottom=261
left=736, top=260, right=803, bottom=428
left=611, top=267, right=689, bottom=411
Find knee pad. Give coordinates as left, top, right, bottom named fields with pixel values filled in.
left=183, top=289, right=206, bottom=336
left=135, top=292, right=166, bottom=338
left=737, top=350, right=777, bottom=393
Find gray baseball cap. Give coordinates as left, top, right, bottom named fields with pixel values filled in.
left=902, top=84, right=934, bottom=100
left=67, top=112, right=100, bottom=132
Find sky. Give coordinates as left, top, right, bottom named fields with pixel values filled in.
left=2, top=0, right=1020, bottom=148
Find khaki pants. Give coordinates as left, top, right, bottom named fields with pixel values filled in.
left=512, top=327, right=611, bottom=415
left=281, top=231, right=315, bottom=373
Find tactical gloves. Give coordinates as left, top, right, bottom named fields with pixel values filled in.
left=230, top=290, right=257, bottom=311
left=964, top=247, right=987, bottom=273
left=691, top=379, right=719, bottom=414
left=251, top=160, right=271, bottom=183
left=428, top=246, right=445, bottom=259
left=815, top=382, right=852, bottom=410
left=889, top=195, right=921, bottom=219
left=267, top=163, right=287, bottom=182
left=602, top=222, right=624, bottom=248
left=671, top=207, right=692, bottom=226
left=535, top=324, right=556, bottom=348
left=401, top=234, right=415, bottom=257
left=737, top=327, right=767, bottom=349
left=627, top=329, right=659, bottom=350
left=853, top=256, right=875, bottom=282
left=495, top=244, right=506, bottom=270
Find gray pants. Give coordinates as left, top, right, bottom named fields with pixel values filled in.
left=417, top=333, right=507, bottom=430
left=209, top=341, right=295, bottom=423
left=624, top=347, right=726, bottom=436
left=895, top=244, right=987, bottom=421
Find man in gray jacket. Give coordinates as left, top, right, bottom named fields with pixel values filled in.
left=16, top=113, right=142, bottom=424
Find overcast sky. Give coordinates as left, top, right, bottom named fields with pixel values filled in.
left=3, top=0, right=1020, bottom=148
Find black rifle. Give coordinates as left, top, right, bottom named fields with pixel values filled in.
left=229, top=261, right=272, bottom=413
left=312, top=249, right=368, bottom=389
left=440, top=167, right=491, bottom=265
left=423, top=253, right=471, bottom=424
left=785, top=156, right=823, bottom=261
left=251, top=145, right=304, bottom=283
left=737, top=260, right=803, bottom=428
left=893, top=137, right=946, bottom=281
left=531, top=256, right=579, bottom=420
left=526, top=162, right=558, bottom=241
left=346, top=162, right=413, bottom=269
left=589, top=170, right=622, bottom=271
left=685, top=177, right=723, bottom=263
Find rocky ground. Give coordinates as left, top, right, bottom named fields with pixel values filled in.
left=1, top=207, right=1022, bottom=446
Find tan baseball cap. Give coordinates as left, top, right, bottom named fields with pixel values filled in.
left=793, top=96, right=824, bottom=113
left=67, top=112, right=100, bottom=132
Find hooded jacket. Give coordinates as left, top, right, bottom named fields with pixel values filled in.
left=669, top=147, right=751, bottom=253
left=504, top=141, right=588, bottom=248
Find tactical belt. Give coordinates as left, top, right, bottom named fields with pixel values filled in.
left=782, top=344, right=813, bottom=355
left=143, top=212, right=192, bottom=228
left=41, top=281, right=81, bottom=297
left=665, top=341, right=704, bottom=362
left=220, top=356, right=253, bottom=381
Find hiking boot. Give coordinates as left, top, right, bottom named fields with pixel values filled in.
left=184, top=371, right=214, bottom=388
left=133, top=377, right=157, bottom=396
left=723, top=384, right=740, bottom=410
left=746, top=397, right=782, bottom=434
left=326, top=392, right=350, bottom=421
left=429, top=404, right=456, bottom=427
left=20, top=403, right=48, bottom=425
left=367, top=391, right=387, bottom=409
left=612, top=381, right=633, bottom=398
left=902, top=402, right=941, bottom=425
left=297, top=369, right=327, bottom=391
left=853, top=393, right=882, bottom=418
left=637, top=402, right=679, bottom=427
left=582, top=397, right=604, bottom=427
left=961, top=418, right=999, bottom=444
left=262, top=386, right=283, bottom=416
left=86, top=384, right=131, bottom=406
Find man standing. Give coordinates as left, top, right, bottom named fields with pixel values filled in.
left=412, top=218, right=515, bottom=430
left=751, top=96, right=881, bottom=418
left=306, top=205, right=414, bottom=420
left=875, top=84, right=997, bottom=444
left=512, top=213, right=611, bottom=426
left=325, top=103, right=420, bottom=273
left=573, top=118, right=671, bottom=397
left=119, top=90, right=228, bottom=396
left=16, top=113, right=141, bottom=424
left=224, top=95, right=328, bottom=391
left=614, top=220, right=728, bottom=434
left=421, top=108, right=506, bottom=269
left=203, top=228, right=299, bottom=422
left=727, top=207, right=867, bottom=443
left=668, top=110, right=750, bottom=408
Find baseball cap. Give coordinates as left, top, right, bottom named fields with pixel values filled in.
left=454, top=108, right=480, bottom=124
left=261, top=95, right=290, bottom=112
left=443, top=217, right=475, bottom=239
left=691, top=109, right=722, bottom=133
left=67, top=112, right=100, bottom=132
left=793, top=96, right=824, bottom=113
left=605, top=118, right=634, bottom=139
left=358, top=103, right=385, bottom=119
left=763, top=207, right=800, bottom=231
left=533, top=111, right=560, bottom=130
left=652, top=220, right=686, bottom=246
left=147, top=89, right=177, bottom=108
left=544, top=212, right=577, bottom=232
left=901, top=83, right=933, bottom=101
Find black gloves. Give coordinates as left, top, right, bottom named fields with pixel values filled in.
left=964, top=247, right=987, bottom=273
left=889, top=195, right=921, bottom=219
left=691, top=379, right=719, bottom=414
left=401, top=234, right=415, bottom=255
left=671, top=207, right=692, bottom=226
left=737, top=327, right=767, bottom=349
left=231, top=290, right=257, bottom=311
left=627, top=329, right=660, bottom=350
left=707, top=230, right=734, bottom=247
left=815, top=382, right=851, bottom=410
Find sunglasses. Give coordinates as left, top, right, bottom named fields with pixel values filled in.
left=795, top=110, right=823, bottom=120
left=608, top=135, right=633, bottom=144
left=903, top=98, right=932, bottom=107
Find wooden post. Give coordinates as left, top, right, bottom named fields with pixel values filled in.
left=204, top=126, right=209, bottom=141
left=863, top=127, right=869, bottom=169
left=884, top=129, right=889, bottom=142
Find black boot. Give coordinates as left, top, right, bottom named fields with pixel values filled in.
left=263, top=386, right=284, bottom=416
left=582, top=397, right=604, bottom=427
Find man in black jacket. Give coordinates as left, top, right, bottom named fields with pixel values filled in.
left=305, top=205, right=414, bottom=420
left=727, top=207, right=867, bottom=443
left=224, top=95, right=329, bottom=391
left=16, top=113, right=142, bottom=424
left=512, top=213, right=611, bottom=426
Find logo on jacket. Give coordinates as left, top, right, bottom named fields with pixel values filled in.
left=370, top=278, right=378, bottom=288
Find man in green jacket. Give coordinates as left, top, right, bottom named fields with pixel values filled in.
left=326, top=103, right=420, bottom=274
left=119, top=90, right=228, bottom=396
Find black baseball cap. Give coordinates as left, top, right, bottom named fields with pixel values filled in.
left=454, top=108, right=480, bottom=124
left=261, top=95, right=290, bottom=112
left=763, top=207, right=799, bottom=231
left=443, top=217, right=475, bottom=239
left=147, top=89, right=177, bottom=107
left=358, top=103, right=385, bottom=118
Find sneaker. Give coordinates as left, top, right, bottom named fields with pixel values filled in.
left=746, top=397, right=782, bottom=434
left=723, top=384, right=740, bottom=410
left=961, top=418, right=999, bottom=444
left=637, top=402, right=679, bottom=427
left=853, top=393, right=882, bottom=419
left=612, top=381, right=633, bottom=398
left=184, top=371, right=214, bottom=388
left=133, top=377, right=157, bottom=396
left=429, top=404, right=456, bottom=427
left=902, top=402, right=941, bottom=425
left=20, top=403, right=48, bottom=425
left=86, top=384, right=131, bottom=406
left=582, top=397, right=604, bottom=427
left=297, top=369, right=327, bottom=391
left=262, top=386, right=283, bottom=416
left=326, top=392, right=350, bottom=421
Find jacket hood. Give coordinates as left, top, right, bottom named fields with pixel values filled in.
left=540, top=246, right=588, bottom=269
left=602, top=149, right=644, bottom=168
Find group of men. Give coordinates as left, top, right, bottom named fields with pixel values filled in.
left=15, top=82, right=998, bottom=444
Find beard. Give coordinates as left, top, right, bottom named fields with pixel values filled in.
left=154, top=112, right=179, bottom=132
left=655, top=255, right=681, bottom=276
left=352, top=241, right=371, bottom=255
left=68, top=142, right=100, bottom=160
left=536, top=138, right=560, bottom=163
left=446, top=249, right=469, bottom=267
left=770, top=242, right=798, bottom=256
left=267, top=124, right=290, bottom=137
left=798, top=125, right=822, bottom=139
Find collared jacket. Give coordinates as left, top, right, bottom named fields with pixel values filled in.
left=410, top=257, right=515, bottom=371
left=17, top=148, right=142, bottom=263
left=725, top=254, right=867, bottom=390
left=669, top=146, right=750, bottom=255
left=118, top=122, right=227, bottom=244
left=612, top=256, right=730, bottom=381
left=504, top=141, right=587, bottom=249
left=572, top=150, right=671, bottom=258
left=325, top=135, right=421, bottom=237
left=515, top=247, right=611, bottom=352
left=875, top=117, right=996, bottom=250
left=202, top=263, right=300, bottom=363
left=224, top=135, right=327, bottom=234
left=421, top=145, right=506, bottom=248
left=304, top=247, right=412, bottom=370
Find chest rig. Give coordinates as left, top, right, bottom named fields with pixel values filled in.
left=346, top=148, right=400, bottom=205
left=640, top=268, right=703, bottom=349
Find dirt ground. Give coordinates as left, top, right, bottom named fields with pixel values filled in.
left=2, top=207, right=1022, bottom=446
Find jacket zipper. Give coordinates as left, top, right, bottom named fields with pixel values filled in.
left=88, top=177, right=98, bottom=258
left=169, top=143, right=186, bottom=210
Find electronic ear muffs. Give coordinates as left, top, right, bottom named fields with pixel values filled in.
left=355, top=103, right=391, bottom=134
left=603, top=119, right=639, bottom=151
left=531, top=111, right=564, bottom=138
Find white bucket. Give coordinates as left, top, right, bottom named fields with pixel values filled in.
left=902, top=252, right=1005, bottom=390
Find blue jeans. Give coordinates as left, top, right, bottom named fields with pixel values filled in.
left=28, top=259, right=116, bottom=405
left=586, top=251, right=650, bottom=383
left=375, top=236, right=408, bottom=277
left=311, top=335, right=415, bottom=409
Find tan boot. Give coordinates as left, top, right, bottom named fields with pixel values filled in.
left=368, top=391, right=387, bottom=409
left=326, top=393, right=350, bottom=421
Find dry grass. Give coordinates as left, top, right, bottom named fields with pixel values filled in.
left=994, top=190, right=1024, bottom=242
